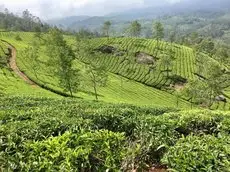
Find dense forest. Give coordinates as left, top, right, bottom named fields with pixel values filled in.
left=0, top=8, right=50, bottom=32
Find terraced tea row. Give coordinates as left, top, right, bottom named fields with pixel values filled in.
left=77, top=37, right=197, bottom=90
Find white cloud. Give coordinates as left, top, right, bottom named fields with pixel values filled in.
left=0, top=0, right=182, bottom=19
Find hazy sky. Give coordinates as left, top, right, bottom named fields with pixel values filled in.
left=0, top=0, right=182, bottom=19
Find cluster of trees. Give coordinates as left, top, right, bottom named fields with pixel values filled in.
left=24, top=28, right=108, bottom=100
left=184, top=61, right=229, bottom=108
left=0, top=9, right=50, bottom=32
left=75, top=28, right=101, bottom=40
left=100, top=20, right=166, bottom=43
left=181, top=31, right=230, bottom=65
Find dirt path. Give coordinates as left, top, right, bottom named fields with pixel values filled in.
left=1, top=39, right=70, bottom=97
left=7, top=44, right=37, bottom=87
left=1, top=39, right=40, bottom=88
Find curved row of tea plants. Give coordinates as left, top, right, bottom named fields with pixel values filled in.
left=76, top=37, right=197, bottom=89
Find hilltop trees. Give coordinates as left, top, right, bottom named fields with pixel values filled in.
left=86, top=63, right=108, bottom=101
left=169, top=31, right=177, bottom=44
left=102, top=21, right=112, bottom=37
left=128, top=20, right=142, bottom=37
left=214, top=46, right=230, bottom=64
left=46, top=28, right=80, bottom=97
left=76, top=28, right=101, bottom=41
left=0, top=8, right=50, bottom=32
left=153, top=22, right=164, bottom=48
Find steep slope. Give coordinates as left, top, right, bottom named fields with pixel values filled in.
left=0, top=39, right=57, bottom=97
left=1, top=32, right=229, bottom=110
left=0, top=32, right=191, bottom=108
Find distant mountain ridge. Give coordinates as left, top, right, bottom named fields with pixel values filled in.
left=48, top=16, right=90, bottom=28
left=47, top=0, right=230, bottom=30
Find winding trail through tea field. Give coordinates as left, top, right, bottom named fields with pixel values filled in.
left=1, top=39, right=69, bottom=97
left=4, top=41, right=37, bottom=86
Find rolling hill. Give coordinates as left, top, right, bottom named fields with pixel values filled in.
left=0, top=32, right=191, bottom=108
left=0, top=31, right=229, bottom=110
left=0, top=30, right=230, bottom=171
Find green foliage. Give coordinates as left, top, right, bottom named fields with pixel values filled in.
left=23, top=130, right=126, bottom=171
left=0, top=96, right=230, bottom=171
left=15, top=34, right=22, bottom=41
left=214, top=46, right=230, bottom=64
left=46, top=29, right=81, bottom=96
left=0, top=8, right=50, bottom=32
left=102, top=21, right=112, bottom=37
left=86, top=63, right=108, bottom=100
left=183, top=80, right=210, bottom=107
left=153, top=22, right=164, bottom=41
left=162, top=135, right=230, bottom=172
left=75, top=28, right=100, bottom=41
left=159, top=53, right=173, bottom=77
left=0, top=31, right=228, bottom=109
left=128, top=20, right=142, bottom=37
left=196, top=38, right=215, bottom=56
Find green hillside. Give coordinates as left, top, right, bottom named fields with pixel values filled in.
left=0, top=24, right=230, bottom=172
left=0, top=31, right=229, bottom=109
left=76, top=37, right=196, bottom=89
left=0, top=3, right=230, bottom=171
left=0, top=32, right=192, bottom=108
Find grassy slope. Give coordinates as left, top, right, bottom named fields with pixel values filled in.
left=73, top=36, right=230, bottom=110
left=0, top=32, right=191, bottom=108
left=0, top=35, right=59, bottom=98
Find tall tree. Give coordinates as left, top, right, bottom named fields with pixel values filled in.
left=46, top=28, right=80, bottom=97
left=128, top=20, right=142, bottom=37
left=188, top=59, right=229, bottom=108
left=86, top=63, right=108, bottom=101
left=153, top=22, right=164, bottom=48
left=21, top=45, right=39, bottom=79
left=183, top=80, right=209, bottom=109
left=214, top=47, right=229, bottom=64
left=196, top=38, right=215, bottom=56
left=169, top=31, right=176, bottom=44
left=159, top=53, right=173, bottom=77
left=102, top=21, right=112, bottom=37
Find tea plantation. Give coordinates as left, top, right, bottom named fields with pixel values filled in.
left=0, top=31, right=230, bottom=171
left=0, top=96, right=230, bottom=171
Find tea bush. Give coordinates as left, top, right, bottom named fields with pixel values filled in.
left=0, top=96, right=230, bottom=171
left=162, top=134, right=230, bottom=172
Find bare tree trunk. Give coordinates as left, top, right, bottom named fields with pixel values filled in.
left=68, top=81, right=73, bottom=97
left=167, top=66, right=169, bottom=77
left=191, top=96, right=193, bottom=109
left=176, top=94, right=179, bottom=108
left=209, top=89, right=213, bottom=109
left=93, top=81, right=98, bottom=101
left=156, top=39, right=159, bottom=57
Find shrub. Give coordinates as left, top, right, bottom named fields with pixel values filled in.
left=162, top=134, right=230, bottom=172
left=19, top=130, right=126, bottom=171
left=15, top=35, right=22, bottom=41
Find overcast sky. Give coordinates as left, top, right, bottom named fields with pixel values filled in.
left=0, top=0, right=182, bottom=19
